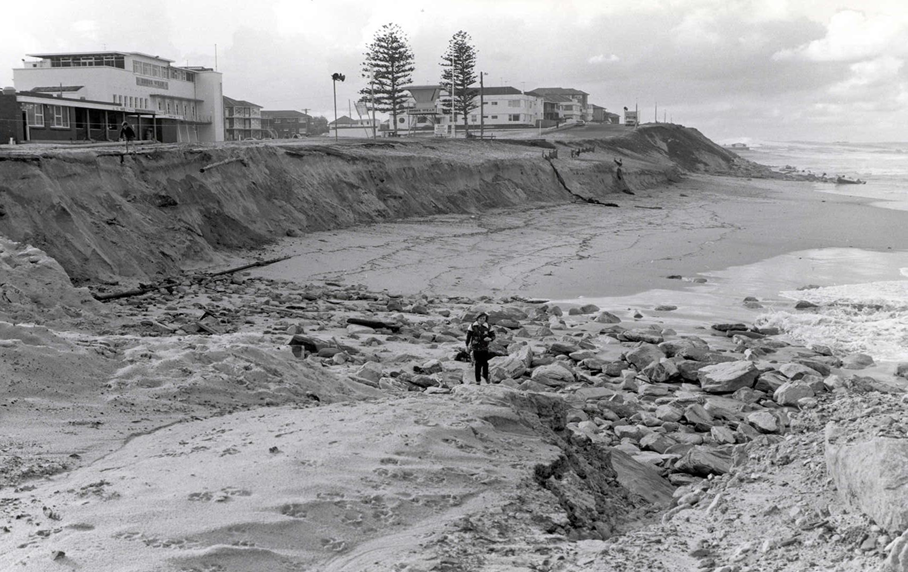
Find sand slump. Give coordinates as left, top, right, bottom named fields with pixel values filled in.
left=0, top=124, right=752, bottom=287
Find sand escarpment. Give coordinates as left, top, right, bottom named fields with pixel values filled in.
left=0, top=124, right=752, bottom=287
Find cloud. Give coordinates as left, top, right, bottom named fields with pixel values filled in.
left=588, top=54, right=619, bottom=65
left=773, top=9, right=908, bottom=62
left=72, top=20, right=100, bottom=42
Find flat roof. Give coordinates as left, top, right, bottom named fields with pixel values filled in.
left=27, top=51, right=174, bottom=63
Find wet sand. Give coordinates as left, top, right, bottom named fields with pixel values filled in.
left=253, top=173, right=908, bottom=298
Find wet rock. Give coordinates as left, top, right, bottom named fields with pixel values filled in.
left=826, top=425, right=908, bottom=534
left=698, top=361, right=759, bottom=394
left=843, top=353, right=875, bottom=370
left=795, top=300, right=819, bottom=309
left=773, top=380, right=815, bottom=406
left=675, top=445, right=733, bottom=476
left=654, top=305, right=677, bottom=311
left=711, top=323, right=748, bottom=332
left=549, top=341, right=580, bottom=355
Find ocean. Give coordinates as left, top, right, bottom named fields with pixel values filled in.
left=571, top=140, right=908, bottom=366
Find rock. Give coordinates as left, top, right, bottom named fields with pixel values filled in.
left=577, top=303, right=600, bottom=314
left=489, top=346, right=533, bottom=381
left=609, top=448, right=675, bottom=507
left=885, top=530, right=908, bottom=572
left=409, top=374, right=438, bottom=388
left=569, top=350, right=597, bottom=362
left=517, top=379, right=552, bottom=392
left=747, top=411, right=780, bottom=433
left=614, top=425, right=647, bottom=441
left=710, top=426, right=736, bottom=444
left=640, top=432, right=677, bottom=454
left=595, top=311, right=621, bottom=323
left=622, top=329, right=665, bottom=344
left=711, top=323, right=748, bottom=332
left=826, top=425, right=908, bottom=534
left=773, top=380, right=815, bottom=406
left=779, top=362, right=823, bottom=380
left=755, top=371, right=788, bottom=394
left=415, top=359, right=443, bottom=375
left=379, top=377, right=410, bottom=392
left=642, top=359, right=678, bottom=383
left=654, top=305, right=677, bottom=312
left=795, top=359, right=832, bottom=377
left=655, top=404, right=683, bottom=423
left=659, top=337, right=709, bottom=358
left=355, top=362, right=383, bottom=383
left=730, top=387, right=764, bottom=404
left=495, top=318, right=521, bottom=329
left=549, top=341, right=580, bottom=355
left=683, top=404, right=714, bottom=431
left=530, top=363, right=576, bottom=386
left=897, top=363, right=908, bottom=380
left=824, top=374, right=848, bottom=391
left=674, top=445, right=733, bottom=476
left=843, top=353, right=875, bottom=370
left=698, top=361, right=759, bottom=394
left=795, top=300, right=818, bottom=309
left=625, top=344, right=666, bottom=370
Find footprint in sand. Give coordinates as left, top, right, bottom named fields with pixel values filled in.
left=278, top=503, right=308, bottom=519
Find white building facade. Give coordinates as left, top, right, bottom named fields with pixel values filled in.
left=13, top=51, right=224, bottom=143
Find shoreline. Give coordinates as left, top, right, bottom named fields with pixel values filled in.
left=252, top=173, right=908, bottom=300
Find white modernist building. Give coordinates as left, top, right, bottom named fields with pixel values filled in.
left=13, top=51, right=224, bottom=143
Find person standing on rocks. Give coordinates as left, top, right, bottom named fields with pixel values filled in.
left=466, top=312, right=496, bottom=384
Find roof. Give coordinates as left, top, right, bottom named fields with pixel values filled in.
left=591, top=104, right=606, bottom=110
left=543, top=94, right=574, bottom=103
left=223, top=96, right=261, bottom=109
left=329, top=115, right=355, bottom=125
left=476, top=86, right=523, bottom=96
left=27, top=51, right=174, bottom=63
left=527, top=87, right=590, bottom=96
left=262, top=110, right=311, bottom=119
left=30, top=86, right=84, bottom=93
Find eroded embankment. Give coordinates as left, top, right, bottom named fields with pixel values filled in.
left=0, top=124, right=751, bottom=286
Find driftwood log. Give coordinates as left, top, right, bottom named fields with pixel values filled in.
left=347, top=317, right=402, bottom=332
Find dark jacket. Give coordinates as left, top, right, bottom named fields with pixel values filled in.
left=466, top=321, right=495, bottom=352
left=120, top=124, right=136, bottom=141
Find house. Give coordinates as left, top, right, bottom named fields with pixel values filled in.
left=591, top=104, right=619, bottom=124
left=526, top=87, right=591, bottom=123
left=262, top=110, right=311, bottom=138
left=400, top=85, right=546, bottom=134
left=328, top=115, right=378, bottom=138
left=223, top=96, right=262, bottom=140
left=12, top=51, right=224, bottom=143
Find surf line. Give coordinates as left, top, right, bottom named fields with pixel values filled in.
left=545, top=157, right=619, bottom=208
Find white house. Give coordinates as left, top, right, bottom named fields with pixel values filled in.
left=13, top=51, right=224, bottom=143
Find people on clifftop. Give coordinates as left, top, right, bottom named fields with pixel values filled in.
left=465, top=312, right=496, bottom=384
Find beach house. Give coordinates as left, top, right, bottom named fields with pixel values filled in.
left=223, top=96, right=262, bottom=140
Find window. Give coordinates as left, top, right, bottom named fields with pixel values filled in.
left=51, top=105, right=70, bottom=128
left=398, top=117, right=405, bottom=123
left=490, top=115, right=498, bottom=119
left=509, top=114, right=520, bottom=121
left=24, top=103, right=44, bottom=127
left=508, top=100, right=520, bottom=107
left=417, top=116, right=428, bottom=124
left=470, top=115, right=477, bottom=122
left=490, top=101, right=498, bottom=106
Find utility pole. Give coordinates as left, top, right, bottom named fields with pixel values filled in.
left=301, top=108, right=310, bottom=136
left=480, top=71, right=484, bottom=140
left=331, top=72, right=345, bottom=141
left=451, top=57, right=456, bottom=139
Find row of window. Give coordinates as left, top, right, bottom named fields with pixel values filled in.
left=132, top=60, right=194, bottom=82
left=23, top=103, right=70, bottom=128
left=113, top=94, right=149, bottom=109
left=47, top=55, right=125, bottom=69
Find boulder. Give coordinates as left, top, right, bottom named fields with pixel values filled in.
left=622, top=329, right=665, bottom=344
left=640, top=432, right=677, bottom=454
left=577, top=303, right=600, bottom=314
left=885, top=530, right=908, bottom=572
left=530, top=363, right=576, bottom=386
left=843, top=353, right=875, bottom=370
left=779, top=362, right=823, bottom=380
left=642, top=359, right=677, bottom=383
left=655, top=404, right=683, bottom=423
left=489, top=346, right=533, bottom=381
left=897, top=363, right=908, bottom=380
left=747, top=411, right=780, bottom=433
left=826, top=425, right=908, bottom=534
left=355, top=362, right=383, bottom=383
left=625, top=344, right=666, bottom=370
left=773, top=380, right=815, bottom=406
left=674, top=445, right=733, bottom=476
left=595, top=311, right=621, bottom=324
left=698, top=361, right=759, bottom=394
left=608, top=449, right=675, bottom=508
left=549, top=341, right=580, bottom=356
left=755, top=371, right=788, bottom=394
left=659, top=337, right=709, bottom=358
left=683, top=403, right=714, bottom=431
left=710, top=426, right=736, bottom=445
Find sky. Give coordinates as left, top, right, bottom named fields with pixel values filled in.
left=2, top=0, right=907, bottom=143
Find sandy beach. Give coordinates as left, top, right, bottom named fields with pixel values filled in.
left=253, top=173, right=908, bottom=299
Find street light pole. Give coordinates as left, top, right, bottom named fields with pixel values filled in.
left=331, top=72, right=345, bottom=141
left=480, top=71, right=484, bottom=140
